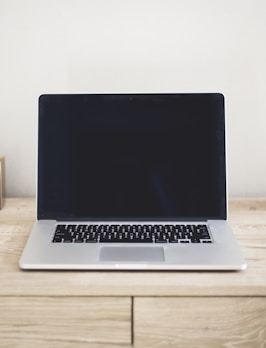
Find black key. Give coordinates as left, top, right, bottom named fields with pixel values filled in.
left=53, top=237, right=63, bottom=243
left=140, top=238, right=153, bottom=243
left=155, top=240, right=167, bottom=243
left=63, top=238, right=73, bottom=243
left=85, top=238, right=98, bottom=243
left=169, top=238, right=179, bottom=243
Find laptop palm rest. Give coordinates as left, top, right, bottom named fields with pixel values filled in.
left=99, top=247, right=165, bottom=262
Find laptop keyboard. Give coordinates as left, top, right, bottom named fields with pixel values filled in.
left=52, top=224, right=213, bottom=244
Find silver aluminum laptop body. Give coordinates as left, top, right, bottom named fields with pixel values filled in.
left=20, top=93, right=246, bottom=270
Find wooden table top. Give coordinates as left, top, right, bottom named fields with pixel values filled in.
left=0, top=198, right=266, bottom=297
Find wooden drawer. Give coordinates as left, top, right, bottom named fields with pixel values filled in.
left=134, top=297, right=266, bottom=348
left=0, top=296, right=132, bottom=348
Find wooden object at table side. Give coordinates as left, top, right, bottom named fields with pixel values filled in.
left=0, top=198, right=265, bottom=348
left=0, top=157, right=5, bottom=209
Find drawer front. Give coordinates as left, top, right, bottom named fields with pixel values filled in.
left=134, top=297, right=266, bottom=348
left=0, top=296, right=132, bottom=348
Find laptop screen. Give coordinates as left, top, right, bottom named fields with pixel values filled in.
left=38, top=94, right=226, bottom=220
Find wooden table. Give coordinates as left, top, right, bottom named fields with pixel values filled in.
left=0, top=198, right=266, bottom=347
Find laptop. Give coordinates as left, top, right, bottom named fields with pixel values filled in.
left=19, top=93, right=246, bottom=270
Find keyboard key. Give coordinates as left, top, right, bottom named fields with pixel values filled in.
left=191, top=238, right=201, bottom=243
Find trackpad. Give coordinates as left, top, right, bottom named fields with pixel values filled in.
left=100, top=247, right=165, bottom=262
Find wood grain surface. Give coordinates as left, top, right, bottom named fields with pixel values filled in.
left=0, top=198, right=266, bottom=347
left=0, top=296, right=131, bottom=348
left=0, top=198, right=266, bottom=297
left=134, top=297, right=266, bottom=348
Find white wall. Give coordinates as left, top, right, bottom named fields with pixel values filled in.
left=0, top=0, right=265, bottom=197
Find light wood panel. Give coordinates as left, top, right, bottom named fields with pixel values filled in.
left=0, top=296, right=131, bottom=348
left=0, top=157, right=5, bottom=209
left=134, top=297, right=266, bottom=348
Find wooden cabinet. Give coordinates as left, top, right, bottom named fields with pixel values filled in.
left=134, top=297, right=266, bottom=347
left=0, top=198, right=266, bottom=347
left=0, top=297, right=131, bottom=348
